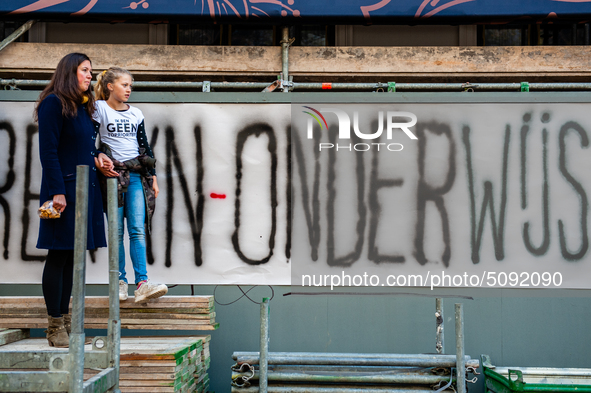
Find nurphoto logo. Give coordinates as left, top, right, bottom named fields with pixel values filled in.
left=302, top=106, right=418, bottom=152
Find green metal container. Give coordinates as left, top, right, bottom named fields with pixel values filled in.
left=482, top=355, right=591, bottom=393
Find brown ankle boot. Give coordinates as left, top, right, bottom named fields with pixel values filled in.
left=46, top=316, right=69, bottom=348
left=63, top=313, right=71, bottom=335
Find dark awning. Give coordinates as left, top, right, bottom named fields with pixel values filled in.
left=2, top=0, right=591, bottom=25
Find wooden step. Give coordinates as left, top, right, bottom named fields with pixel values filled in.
left=0, top=296, right=218, bottom=331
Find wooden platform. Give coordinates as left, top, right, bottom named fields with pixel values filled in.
left=0, top=328, right=29, bottom=346
left=0, top=296, right=218, bottom=331
left=0, top=335, right=211, bottom=393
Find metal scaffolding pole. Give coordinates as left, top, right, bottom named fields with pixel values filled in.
left=69, top=165, right=89, bottom=393
left=233, top=352, right=479, bottom=368
left=436, top=298, right=444, bottom=354
left=260, top=298, right=270, bottom=393
left=232, top=370, right=457, bottom=384
left=455, top=303, right=466, bottom=393
left=106, top=177, right=121, bottom=392
left=281, top=27, right=291, bottom=93
left=232, top=387, right=452, bottom=393
left=0, top=20, right=36, bottom=53
left=5, top=78, right=591, bottom=92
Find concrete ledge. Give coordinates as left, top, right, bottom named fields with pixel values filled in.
left=1, top=43, right=589, bottom=82
left=290, top=46, right=591, bottom=81
left=0, top=43, right=282, bottom=78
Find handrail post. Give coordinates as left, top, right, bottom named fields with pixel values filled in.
left=436, top=298, right=444, bottom=354
left=69, top=165, right=89, bottom=393
left=260, top=297, right=270, bottom=393
left=455, top=303, right=466, bottom=393
left=281, top=26, right=290, bottom=93
left=106, top=177, right=121, bottom=391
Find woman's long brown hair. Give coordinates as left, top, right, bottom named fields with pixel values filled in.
left=34, top=53, right=95, bottom=121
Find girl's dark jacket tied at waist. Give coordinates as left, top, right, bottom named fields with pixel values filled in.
left=97, top=144, right=156, bottom=232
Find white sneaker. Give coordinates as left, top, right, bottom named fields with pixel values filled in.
left=119, top=280, right=128, bottom=301
left=134, top=280, right=168, bottom=303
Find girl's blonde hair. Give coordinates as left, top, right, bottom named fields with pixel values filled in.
left=94, top=67, right=133, bottom=100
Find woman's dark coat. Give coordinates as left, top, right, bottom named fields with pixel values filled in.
left=37, top=94, right=107, bottom=250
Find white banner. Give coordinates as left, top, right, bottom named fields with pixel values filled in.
left=291, top=103, right=591, bottom=289
left=0, top=102, right=291, bottom=284
left=3, top=100, right=591, bottom=288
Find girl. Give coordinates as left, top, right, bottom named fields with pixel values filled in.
left=93, top=67, right=167, bottom=303
left=36, top=53, right=113, bottom=347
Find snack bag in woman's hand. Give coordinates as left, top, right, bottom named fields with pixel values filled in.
left=38, top=200, right=61, bottom=219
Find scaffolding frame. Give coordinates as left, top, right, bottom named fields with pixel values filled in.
left=3, top=78, right=591, bottom=93
left=0, top=169, right=121, bottom=393
left=234, top=298, right=472, bottom=393
left=2, top=25, right=591, bottom=93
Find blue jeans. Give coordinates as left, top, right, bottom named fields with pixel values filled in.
left=118, top=172, right=148, bottom=285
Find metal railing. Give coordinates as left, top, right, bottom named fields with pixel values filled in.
left=3, top=78, right=591, bottom=92
left=0, top=168, right=121, bottom=393
left=231, top=298, right=478, bottom=392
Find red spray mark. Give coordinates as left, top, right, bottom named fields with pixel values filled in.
left=210, top=193, right=226, bottom=199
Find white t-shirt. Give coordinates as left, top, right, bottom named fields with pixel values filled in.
left=93, top=100, right=144, bottom=162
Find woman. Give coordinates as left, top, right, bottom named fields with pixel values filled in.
left=35, top=53, right=115, bottom=347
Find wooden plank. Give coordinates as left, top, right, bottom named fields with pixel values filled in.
left=86, top=312, right=215, bottom=320
left=0, top=296, right=214, bottom=308
left=120, top=323, right=218, bottom=331
left=0, top=307, right=214, bottom=315
left=119, top=379, right=177, bottom=388
left=119, top=307, right=213, bottom=313
left=86, top=323, right=219, bottom=330
left=0, top=312, right=215, bottom=323
left=0, top=329, right=30, bottom=346
left=119, top=323, right=213, bottom=331
left=0, top=313, right=214, bottom=320
left=0, top=319, right=49, bottom=325
left=192, top=335, right=211, bottom=343
left=119, top=342, right=201, bottom=354
left=0, top=308, right=49, bottom=315
left=118, top=385, right=177, bottom=392
left=0, top=318, right=204, bottom=324
left=117, top=336, right=202, bottom=344
left=0, top=295, right=213, bottom=304
left=0, top=321, right=218, bottom=330
left=118, top=319, right=213, bottom=325
left=118, top=388, right=177, bottom=393
left=119, top=366, right=181, bottom=373
left=119, top=373, right=183, bottom=380
left=120, top=352, right=187, bottom=362
left=119, top=308, right=214, bottom=314
left=195, top=373, right=207, bottom=384
left=119, top=360, right=180, bottom=367
left=89, top=296, right=213, bottom=305
left=120, top=362, right=194, bottom=375
left=118, top=338, right=203, bottom=360
left=0, top=322, right=46, bottom=329
left=119, top=303, right=213, bottom=310
left=0, top=297, right=46, bottom=306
